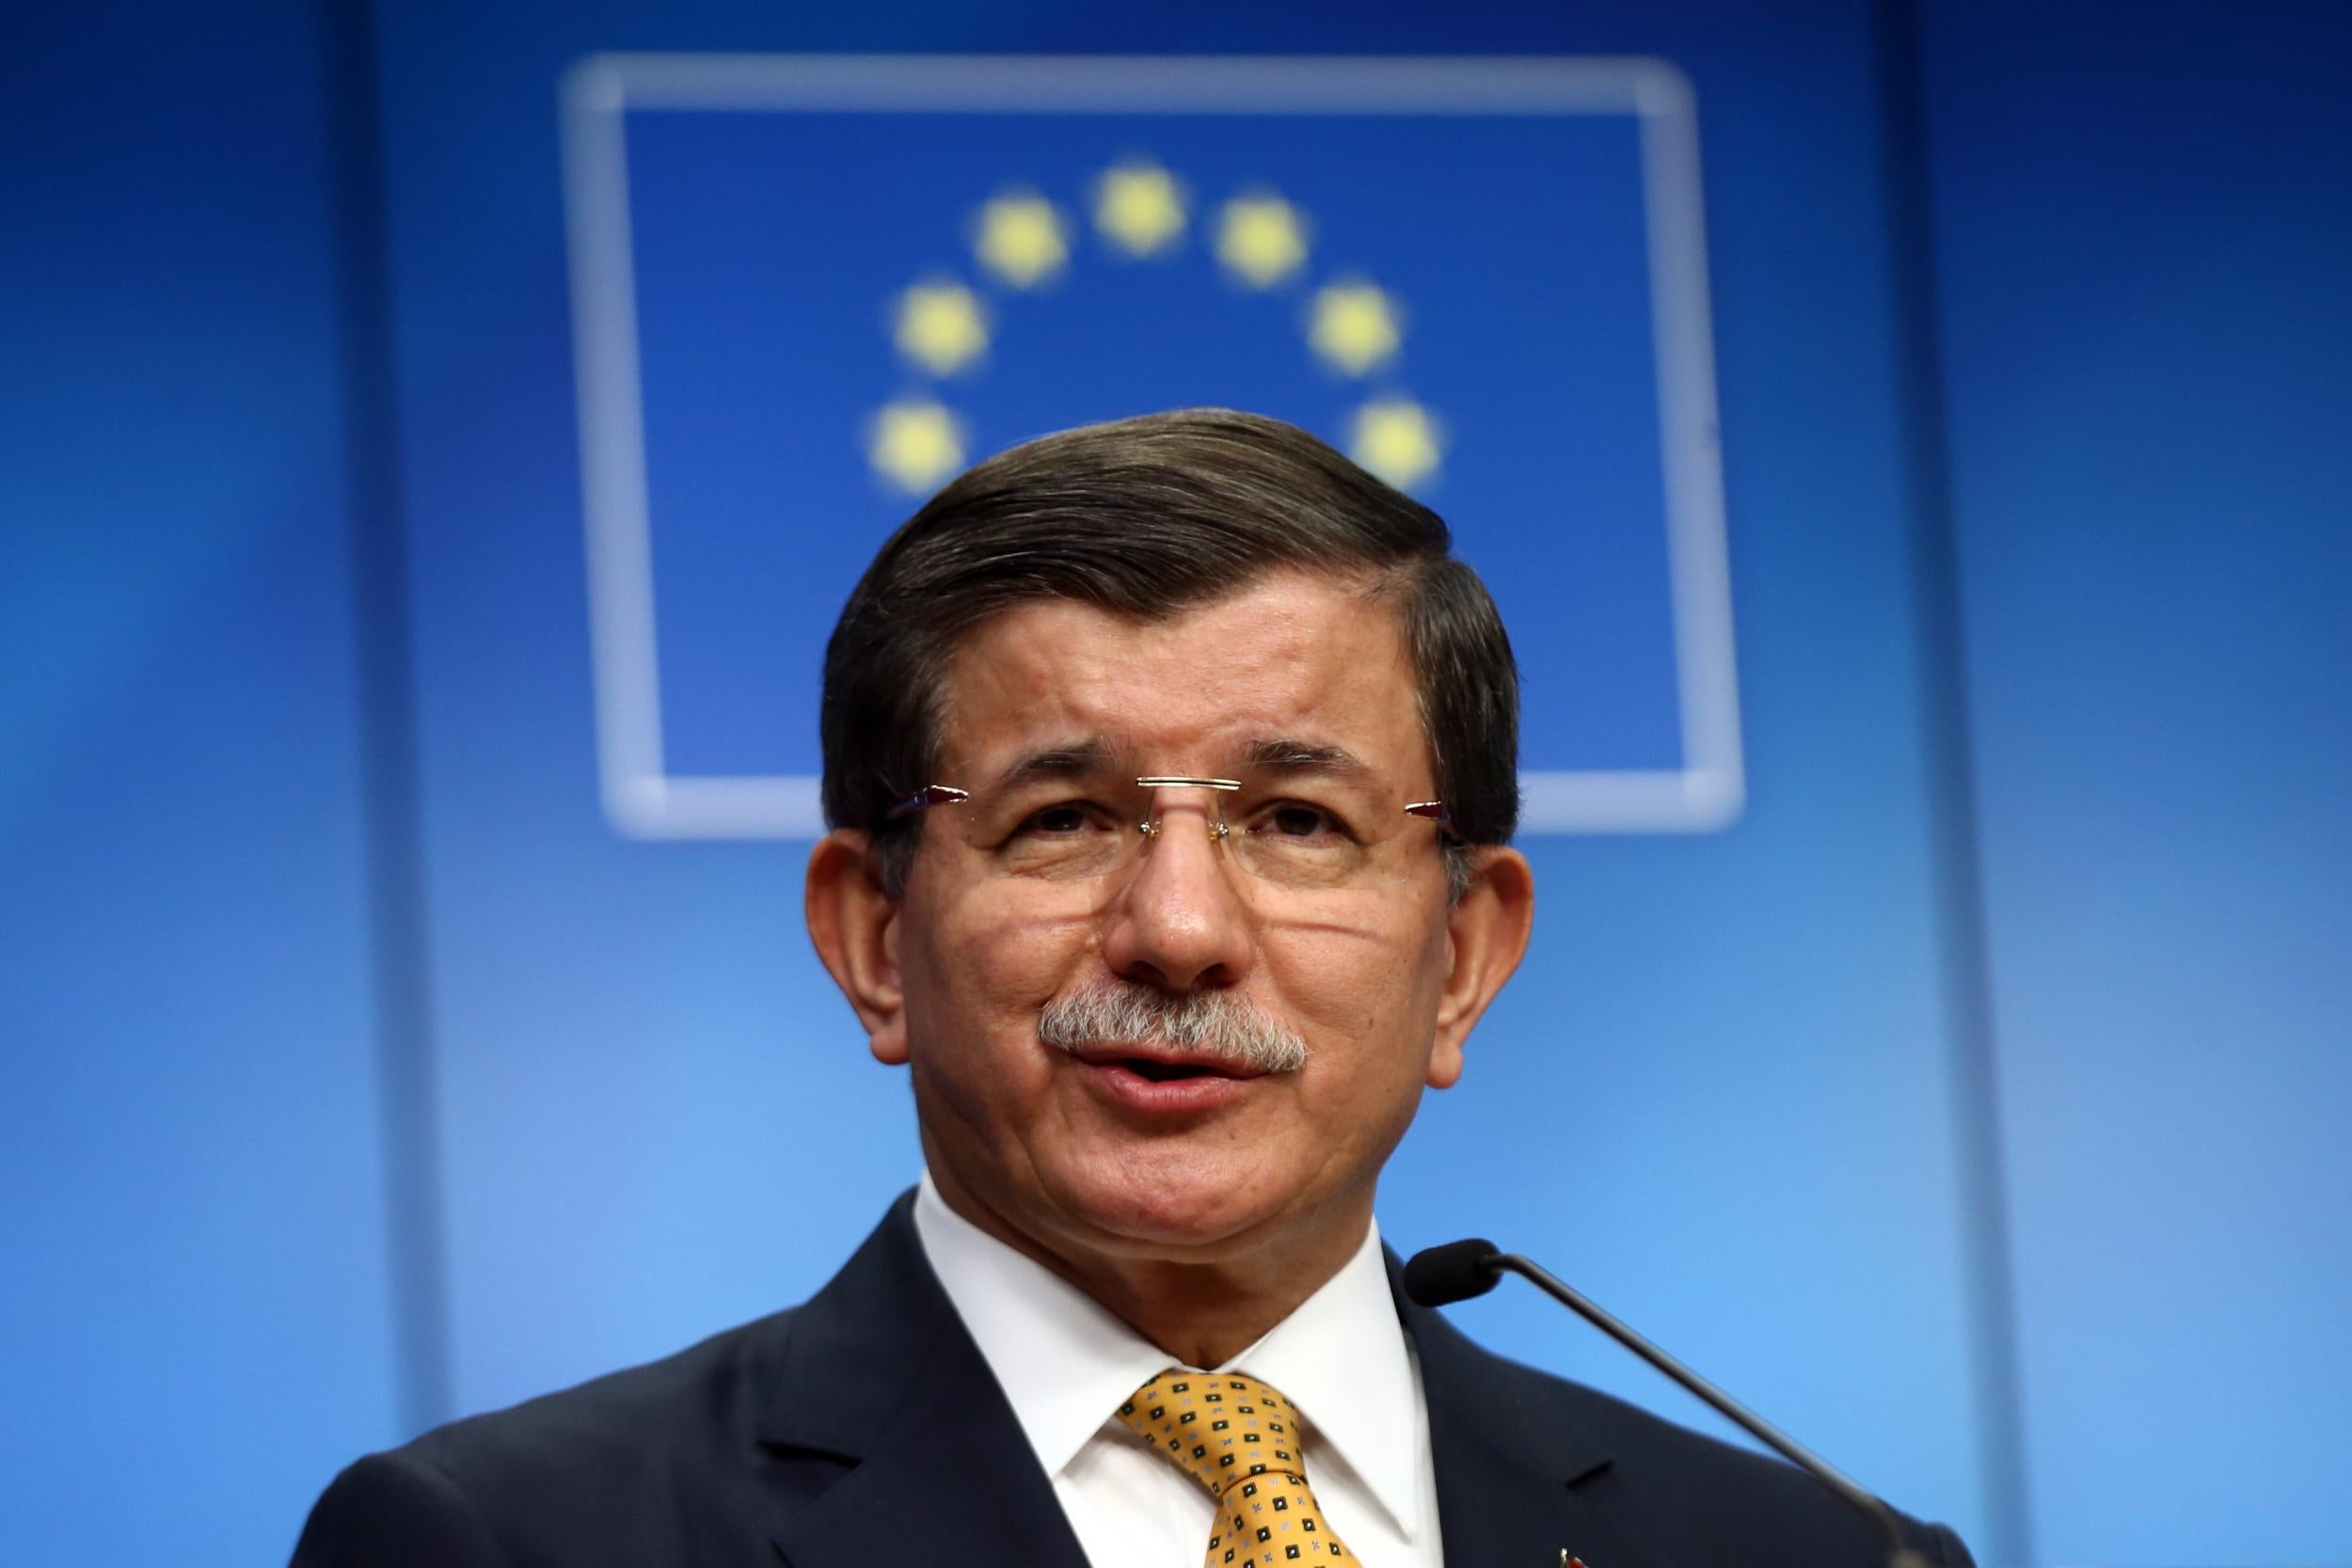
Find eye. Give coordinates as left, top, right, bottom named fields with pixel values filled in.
left=1017, top=800, right=1100, bottom=836
left=1259, top=801, right=1345, bottom=839
left=994, top=796, right=1124, bottom=878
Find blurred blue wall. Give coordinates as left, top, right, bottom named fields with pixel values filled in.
left=1920, top=7, right=2352, bottom=1561
left=2, top=4, right=2344, bottom=1566
left=0, top=3, right=401, bottom=1555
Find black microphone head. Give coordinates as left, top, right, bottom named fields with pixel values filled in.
left=1403, top=1238, right=1504, bottom=1307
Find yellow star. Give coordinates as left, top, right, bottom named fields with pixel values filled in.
left=1347, top=398, right=1444, bottom=491
left=867, top=398, right=967, bottom=494
left=1092, top=160, right=1187, bottom=257
left=892, top=281, right=989, bottom=376
left=1309, top=280, right=1404, bottom=376
left=972, top=190, right=1070, bottom=289
left=1215, top=193, right=1310, bottom=289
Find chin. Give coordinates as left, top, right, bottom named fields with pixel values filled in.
left=1046, top=1159, right=1293, bottom=1259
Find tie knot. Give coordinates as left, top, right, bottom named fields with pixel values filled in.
left=1116, top=1370, right=1306, bottom=1497
left=1118, top=1370, right=1355, bottom=1563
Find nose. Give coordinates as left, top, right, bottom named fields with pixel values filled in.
left=1098, top=796, right=1257, bottom=993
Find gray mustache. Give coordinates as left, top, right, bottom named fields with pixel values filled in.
left=1038, top=980, right=1310, bottom=1073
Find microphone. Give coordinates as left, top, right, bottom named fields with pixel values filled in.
left=1404, top=1239, right=1931, bottom=1568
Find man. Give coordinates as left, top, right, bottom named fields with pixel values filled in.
left=294, top=409, right=1970, bottom=1567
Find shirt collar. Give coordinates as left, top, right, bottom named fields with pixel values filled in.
left=912, top=1171, right=1423, bottom=1539
left=914, top=1173, right=1175, bottom=1481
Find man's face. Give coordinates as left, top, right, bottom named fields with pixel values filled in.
left=880, top=569, right=1476, bottom=1271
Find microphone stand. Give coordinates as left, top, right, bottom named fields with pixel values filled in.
left=1485, top=1249, right=1932, bottom=1568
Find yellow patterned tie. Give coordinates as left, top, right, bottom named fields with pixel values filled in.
left=1117, top=1370, right=1355, bottom=1566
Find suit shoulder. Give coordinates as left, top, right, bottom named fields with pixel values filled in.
left=1504, top=1353, right=1802, bottom=1487
left=403, top=1304, right=803, bottom=1483
left=294, top=1306, right=811, bottom=1567
left=1448, top=1342, right=1973, bottom=1565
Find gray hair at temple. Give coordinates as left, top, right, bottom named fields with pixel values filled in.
left=818, top=407, right=1519, bottom=898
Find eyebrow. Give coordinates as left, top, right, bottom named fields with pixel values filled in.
left=986, top=738, right=1125, bottom=794
left=977, top=736, right=1375, bottom=794
left=1237, top=737, right=1375, bottom=779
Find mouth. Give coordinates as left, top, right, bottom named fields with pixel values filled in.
left=1058, top=1041, right=1275, bottom=1114
left=1064, top=1044, right=1270, bottom=1083
left=1123, top=1058, right=1217, bottom=1083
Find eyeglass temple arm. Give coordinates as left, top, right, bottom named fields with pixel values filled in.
left=883, top=784, right=971, bottom=820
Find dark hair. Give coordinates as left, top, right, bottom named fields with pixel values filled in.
left=819, top=407, right=1518, bottom=893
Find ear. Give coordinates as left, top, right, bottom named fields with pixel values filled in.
left=804, top=829, right=909, bottom=1066
left=1425, top=847, right=1534, bottom=1090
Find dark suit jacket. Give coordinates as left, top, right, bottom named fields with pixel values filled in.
left=293, top=1194, right=1971, bottom=1567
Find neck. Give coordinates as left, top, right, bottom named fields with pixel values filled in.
left=928, top=1164, right=1373, bottom=1369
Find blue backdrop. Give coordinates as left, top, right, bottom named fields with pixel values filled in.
left=3, top=4, right=2346, bottom=1566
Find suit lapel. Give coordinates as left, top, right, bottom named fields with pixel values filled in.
left=760, top=1196, right=1090, bottom=1568
left=1398, top=1276, right=1657, bottom=1568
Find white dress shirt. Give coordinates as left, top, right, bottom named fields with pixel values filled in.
left=913, top=1172, right=1445, bottom=1568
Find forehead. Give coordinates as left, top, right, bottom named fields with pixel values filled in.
left=934, top=571, right=1429, bottom=781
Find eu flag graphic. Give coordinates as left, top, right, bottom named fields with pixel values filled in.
left=564, top=55, right=1739, bottom=837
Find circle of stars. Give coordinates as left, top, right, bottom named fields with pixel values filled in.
left=866, top=159, right=1444, bottom=496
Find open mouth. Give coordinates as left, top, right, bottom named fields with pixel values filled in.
left=1120, top=1057, right=1219, bottom=1083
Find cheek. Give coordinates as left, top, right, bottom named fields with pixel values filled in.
left=907, top=899, right=1100, bottom=1045
left=1255, top=896, right=1452, bottom=1040
left=899, top=904, right=1100, bottom=1150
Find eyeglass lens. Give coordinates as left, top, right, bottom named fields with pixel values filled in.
left=933, top=770, right=1445, bottom=895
